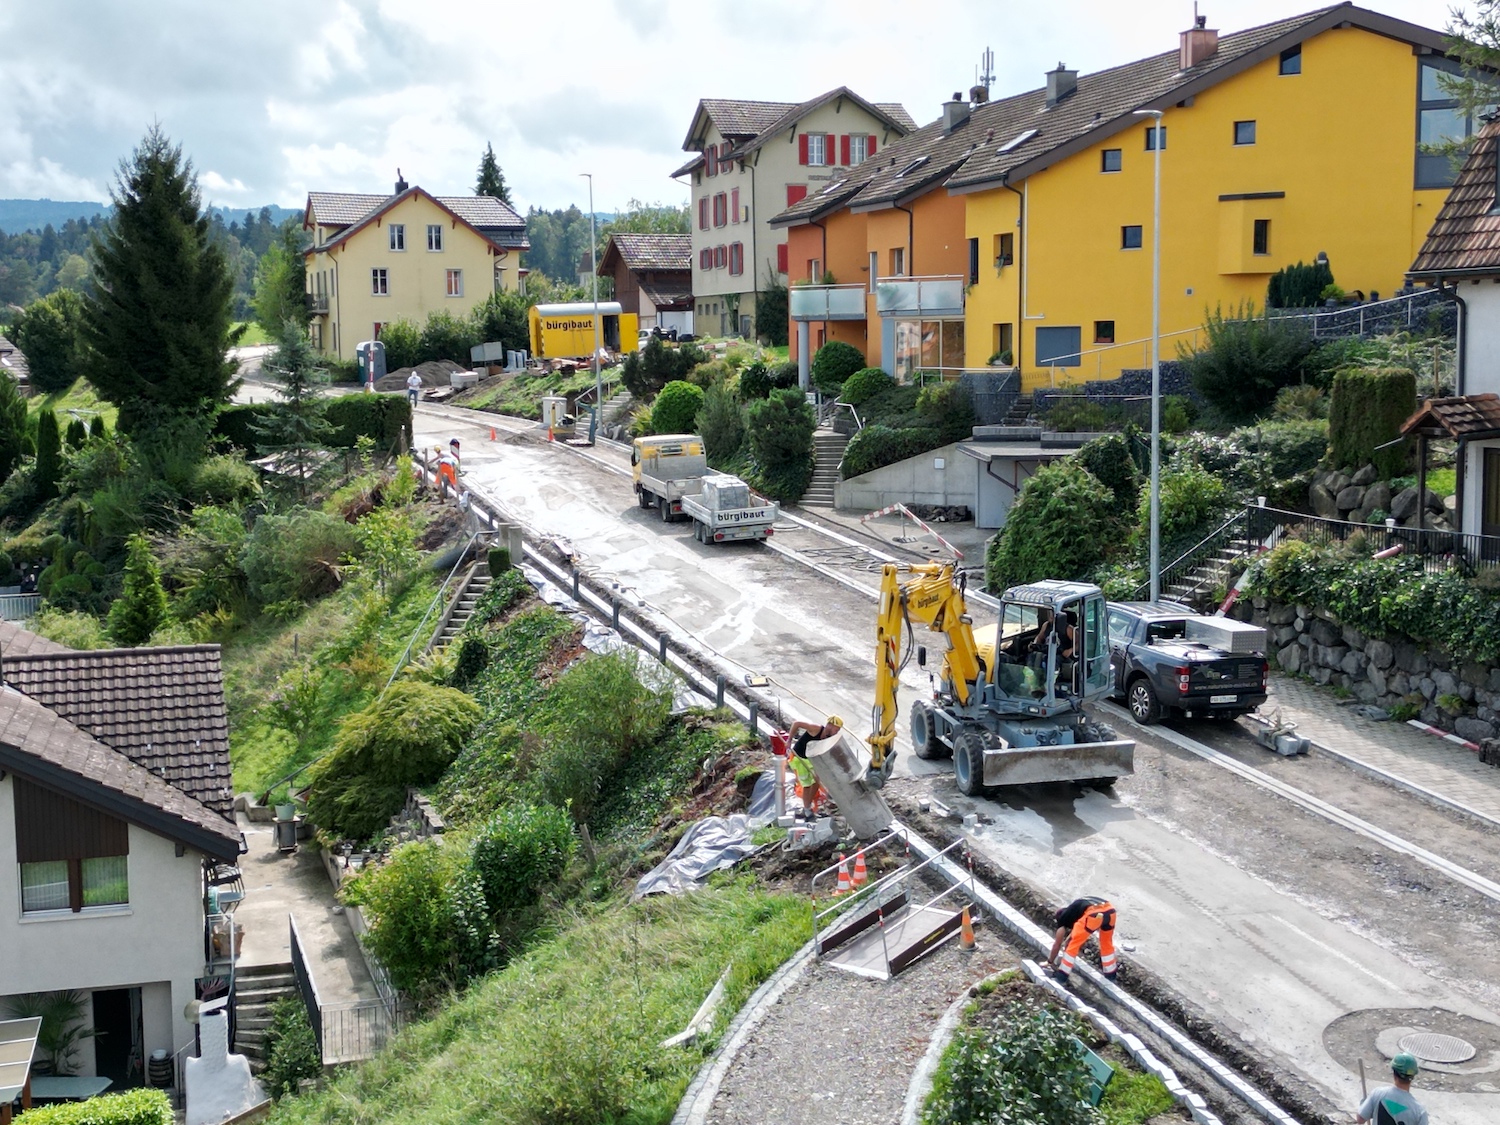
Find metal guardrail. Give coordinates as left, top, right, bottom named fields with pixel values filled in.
left=0, top=593, right=40, bottom=621
left=289, top=912, right=398, bottom=1065
left=1260, top=288, right=1454, bottom=340
left=289, top=914, right=323, bottom=1058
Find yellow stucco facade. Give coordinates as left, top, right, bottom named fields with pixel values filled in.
left=962, top=25, right=1449, bottom=390
left=306, top=190, right=523, bottom=361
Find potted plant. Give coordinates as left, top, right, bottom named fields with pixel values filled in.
left=3, top=991, right=99, bottom=1075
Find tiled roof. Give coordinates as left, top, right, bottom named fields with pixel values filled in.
left=639, top=282, right=693, bottom=308
left=1410, top=120, right=1500, bottom=277
left=307, top=191, right=525, bottom=236
left=670, top=153, right=705, bottom=179
left=439, top=195, right=526, bottom=231
left=307, top=192, right=388, bottom=226
left=0, top=620, right=70, bottom=658
left=311, top=187, right=529, bottom=254
left=877, top=103, right=919, bottom=133
left=607, top=233, right=692, bottom=272
left=687, top=90, right=915, bottom=157
left=1400, top=394, right=1500, bottom=439
left=0, top=336, right=29, bottom=385
left=733, top=88, right=917, bottom=159
left=0, top=686, right=240, bottom=859
left=4, top=644, right=234, bottom=818
left=700, top=99, right=799, bottom=139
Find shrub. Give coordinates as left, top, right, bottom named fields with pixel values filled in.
left=419, top=311, right=480, bottom=366
left=262, top=996, right=321, bottom=1099
left=1144, top=466, right=1230, bottom=552
left=840, top=424, right=941, bottom=479
left=1267, top=259, right=1335, bottom=309
left=1180, top=303, right=1318, bottom=423
left=840, top=366, right=894, bottom=405
left=31, top=607, right=112, bottom=649
left=651, top=380, right=705, bottom=435
left=242, top=508, right=357, bottom=606
left=1047, top=398, right=1127, bottom=432
left=1328, top=368, right=1416, bottom=476
left=14, top=289, right=88, bottom=395
left=378, top=319, right=423, bottom=373
left=34, top=408, right=62, bottom=503
left=696, top=380, right=746, bottom=466
left=745, top=386, right=815, bottom=502
left=213, top=403, right=270, bottom=456
left=620, top=337, right=706, bottom=398
left=470, top=802, right=576, bottom=913
left=188, top=454, right=260, bottom=506
left=809, top=341, right=865, bottom=395
left=986, top=460, right=1118, bottom=591
left=13, top=1089, right=172, bottom=1125
left=757, top=277, right=789, bottom=346
left=916, top=380, right=976, bottom=443
left=107, top=533, right=168, bottom=645
left=64, top=417, right=89, bottom=450
left=738, top=360, right=797, bottom=401
left=324, top=393, right=413, bottom=454
left=350, top=839, right=497, bottom=1001
left=1273, top=384, right=1328, bottom=420
left=1075, top=433, right=1140, bottom=513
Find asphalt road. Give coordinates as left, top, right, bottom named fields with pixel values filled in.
left=415, top=403, right=1500, bottom=1124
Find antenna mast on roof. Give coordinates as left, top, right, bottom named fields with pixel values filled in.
left=976, top=47, right=995, bottom=95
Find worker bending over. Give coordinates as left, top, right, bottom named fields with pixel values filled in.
left=1045, top=896, right=1118, bottom=983
left=1355, top=1053, right=1427, bottom=1125
left=785, top=716, right=842, bottom=817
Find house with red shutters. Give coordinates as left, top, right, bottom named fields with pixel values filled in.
left=672, top=89, right=916, bottom=339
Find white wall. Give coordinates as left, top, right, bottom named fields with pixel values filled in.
left=1462, top=281, right=1500, bottom=391
left=0, top=774, right=209, bottom=1064
left=834, top=442, right=975, bottom=510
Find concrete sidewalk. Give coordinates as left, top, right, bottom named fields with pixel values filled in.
left=1264, top=676, right=1500, bottom=826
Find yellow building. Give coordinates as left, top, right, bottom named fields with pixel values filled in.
left=304, top=176, right=528, bottom=361
left=776, top=6, right=1473, bottom=391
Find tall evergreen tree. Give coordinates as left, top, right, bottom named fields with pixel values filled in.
left=82, top=126, right=242, bottom=436
left=0, top=375, right=29, bottom=488
left=253, top=220, right=310, bottom=335
left=33, top=408, right=61, bottom=502
left=475, top=143, right=512, bottom=205
left=107, top=533, right=168, bottom=646
left=254, top=320, right=331, bottom=499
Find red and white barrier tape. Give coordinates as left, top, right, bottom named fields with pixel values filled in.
left=1405, top=719, right=1482, bottom=753
left=859, top=501, right=964, bottom=560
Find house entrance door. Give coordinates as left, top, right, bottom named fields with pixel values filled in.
left=92, top=987, right=143, bottom=1089
left=1483, top=448, right=1500, bottom=560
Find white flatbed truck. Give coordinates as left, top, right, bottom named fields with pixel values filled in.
left=632, top=434, right=778, bottom=544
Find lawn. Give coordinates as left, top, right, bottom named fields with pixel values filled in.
left=462, top=367, right=621, bottom=420
left=233, top=321, right=272, bottom=346
left=29, top=378, right=118, bottom=430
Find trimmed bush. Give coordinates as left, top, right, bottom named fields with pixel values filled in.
left=470, top=802, right=576, bottom=913
left=840, top=424, right=941, bottom=479
left=651, top=380, right=705, bottom=435
left=1267, top=259, right=1335, bottom=309
left=985, top=460, right=1118, bottom=591
left=746, top=386, right=815, bottom=502
left=1329, top=368, right=1415, bottom=477
left=1075, top=433, right=1140, bottom=513
left=324, top=393, right=413, bottom=453
left=737, top=360, right=797, bottom=401
left=34, top=408, right=61, bottom=502
left=810, top=341, right=865, bottom=395
left=214, top=403, right=269, bottom=456
left=14, top=1089, right=172, bottom=1125
left=916, top=380, right=976, bottom=443
left=696, top=380, right=745, bottom=466
left=840, top=366, right=894, bottom=405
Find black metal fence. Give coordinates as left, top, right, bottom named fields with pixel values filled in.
left=1247, top=504, right=1500, bottom=573
left=288, top=914, right=324, bottom=1058
left=289, top=912, right=403, bottom=1065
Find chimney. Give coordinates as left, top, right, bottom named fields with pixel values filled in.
left=1180, top=14, right=1219, bottom=69
left=394, top=168, right=409, bottom=194
left=943, top=92, right=971, bottom=133
left=1045, top=63, right=1078, bottom=107
left=969, top=84, right=990, bottom=105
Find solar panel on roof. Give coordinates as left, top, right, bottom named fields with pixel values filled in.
left=998, top=128, right=1039, bottom=154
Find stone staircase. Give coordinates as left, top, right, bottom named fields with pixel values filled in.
left=601, top=387, right=633, bottom=424
left=432, top=567, right=492, bottom=650
left=1163, top=536, right=1256, bottom=608
left=234, top=962, right=298, bottom=1072
left=1000, top=392, right=1035, bottom=427
left=804, top=430, right=848, bottom=508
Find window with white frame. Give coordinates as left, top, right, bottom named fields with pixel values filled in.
left=372, top=268, right=389, bottom=295
left=806, top=133, right=827, bottom=166
left=849, top=134, right=869, bottom=165
left=446, top=269, right=464, bottom=297
left=15, top=778, right=130, bottom=914
left=427, top=224, right=444, bottom=251
left=389, top=224, right=405, bottom=251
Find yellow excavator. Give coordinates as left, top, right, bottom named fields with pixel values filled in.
left=867, top=562, right=1134, bottom=794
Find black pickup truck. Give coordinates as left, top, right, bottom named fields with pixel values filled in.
left=1105, top=602, right=1269, bottom=724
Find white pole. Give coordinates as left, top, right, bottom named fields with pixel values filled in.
left=1135, top=109, right=1164, bottom=602
left=583, top=172, right=601, bottom=444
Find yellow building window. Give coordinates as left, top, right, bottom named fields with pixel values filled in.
left=1253, top=219, right=1270, bottom=256
left=994, top=232, right=1014, bottom=268
left=446, top=269, right=464, bottom=297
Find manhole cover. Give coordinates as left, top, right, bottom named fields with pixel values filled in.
left=1399, top=1032, right=1477, bottom=1064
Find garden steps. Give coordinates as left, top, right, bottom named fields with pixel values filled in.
left=234, top=962, right=298, bottom=1068
left=804, top=430, right=848, bottom=508
left=436, top=571, right=492, bottom=648
left=601, top=388, right=633, bottom=424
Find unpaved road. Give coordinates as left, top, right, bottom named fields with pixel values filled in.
left=417, top=405, right=1500, bottom=1123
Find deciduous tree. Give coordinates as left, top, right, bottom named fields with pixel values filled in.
left=14, top=289, right=88, bottom=394
left=252, top=220, right=309, bottom=335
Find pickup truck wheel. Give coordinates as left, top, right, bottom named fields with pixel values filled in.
left=911, top=700, right=948, bottom=760
left=658, top=496, right=672, bottom=522
left=694, top=521, right=705, bottom=543
left=1127, top=678, right=1162, bottom=725
left=953, top=727, right=988, bottom=796
left=638, top=489, right=654, bottom=510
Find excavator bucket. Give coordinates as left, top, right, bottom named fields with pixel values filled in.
left=804, top=733, right=894, bottom=839
left=981, top=737, right=1135, bottom=788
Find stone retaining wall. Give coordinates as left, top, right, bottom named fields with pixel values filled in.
left=1233, top=597, right=1500, bottom=753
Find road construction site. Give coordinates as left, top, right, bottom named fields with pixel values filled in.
left=414, top=402, right=1500, bottom=1125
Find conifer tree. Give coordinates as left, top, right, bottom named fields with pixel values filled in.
left=254, top=321, right=331, bottom=499
left=107, top=533, right=168, bottom=646
left=475, top=143, right=512, bottom=205
left=0, top=376, right=28, bottom=488
left=82, top=126, right=241, bottom=436
left=33, top=408, right=61, bottom=502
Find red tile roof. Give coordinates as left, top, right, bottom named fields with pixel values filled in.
left=1400, top=394, right=1500, bottom=439
left=1409, top=121, right=1500, bottom=277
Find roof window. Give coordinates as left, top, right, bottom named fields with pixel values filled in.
left=997, top=128, right=1039, bottom=154
left=895, top=156, right=930, bottom=178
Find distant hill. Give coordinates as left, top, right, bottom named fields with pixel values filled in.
left=0, top=199, right=302, bottom=235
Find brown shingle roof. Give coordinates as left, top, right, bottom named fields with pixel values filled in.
left=0, top=686, right=240, bottom=860
left=639, top=282, right=693, bottom=309
left=1400, top=394, right=1500, bottom=439
left=686, top=90, right=916, bottom=156
left=605, top=233, right=692, bottom=273
left=306, top=192, right=388, bottom=226
left=731, top=88, right=917, bottom=159
left=4, top=644, right=233, bottom=818
left=0, top=620, right=71, bottom=658
left=310, top=187, right=528, bottom=255
left=0, top=336, right=29, bottom=386
left=1409, top=120, right=1500, bottom=277
left=307, top=190, right=526, bottom=241
left=699, top=99, right=799, bottom=140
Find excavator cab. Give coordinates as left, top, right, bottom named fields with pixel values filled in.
left=986, top=582, right=1110, bottom=713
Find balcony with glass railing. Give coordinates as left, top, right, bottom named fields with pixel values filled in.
left=789, top=283, right=868, bottom=321
left=875, top=275, right=964, bottom=317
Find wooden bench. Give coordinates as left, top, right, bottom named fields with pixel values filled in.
left=1072, top=1037, right=1116, bottom=1106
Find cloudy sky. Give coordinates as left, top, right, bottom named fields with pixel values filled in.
left=0, top=0, right=1458, bottom=215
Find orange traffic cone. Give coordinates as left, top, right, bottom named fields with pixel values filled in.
left=852, top=850, right=868, bottom=888
left=547, top=425, right=554, bottom=442
left=959, top=906, right=976, bottom=952
left=489, top=426, right=497, bottom=441
left=834, top=854, right=852, bottom=895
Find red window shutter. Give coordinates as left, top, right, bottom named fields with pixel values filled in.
left=868, top=134, right=877, bottom=156
left=715, top=245, right=726, bottom=268
left=698, top=198, right=708, bottom=229
left=786, top=184, right=808, bottom=207
left=798, top=133, right=809, bottom=165
left=731, top=188, right=739, bottom=223
left=827, top=135, right=836, bottom=165
left=777, top=243, right=788, bottom=273
left=840, top=134, right=850, bottom=166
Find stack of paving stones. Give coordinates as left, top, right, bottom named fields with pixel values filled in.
left=1237, top=598, right=1500, bottom=755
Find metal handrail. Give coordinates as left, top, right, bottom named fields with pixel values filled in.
left=382, top=529, right=481, bottom=692
left=1130, top=509, right=1250, bottom=601
left=811, top=834, right=966, bottom=950
left=833, top=401, right=864, bottom=433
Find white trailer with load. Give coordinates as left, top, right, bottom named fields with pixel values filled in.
left=632, top=434, right=778, bottom=544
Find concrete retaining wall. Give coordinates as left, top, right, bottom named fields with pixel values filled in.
left=833, top=441, right=975, bottom=511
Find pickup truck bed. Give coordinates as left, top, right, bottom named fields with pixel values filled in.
left=680, top=474, right=777, bottom=544
left=1106, top=601, right=1268, bottom=724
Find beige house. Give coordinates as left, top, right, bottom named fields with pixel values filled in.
left=673, top=89, right=916, bottom=338
left=304, top=176, right=528, bottom=360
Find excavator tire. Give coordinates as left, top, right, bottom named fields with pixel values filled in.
left=953, top=726, right=988, bottom=797
left=910, top=700, right=948, bottom=760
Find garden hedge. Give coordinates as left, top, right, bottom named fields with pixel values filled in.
left=810, top=341, right=865, bottom=395
left=839, top=366, right=894, bottom=406
left=840, top=424, right=941, bottom=479
left=16, top=1089, right=172, bottom=1125
left=1328, top=368, right=1414, bottom=477
left=215, top=394, right=413, bottom=457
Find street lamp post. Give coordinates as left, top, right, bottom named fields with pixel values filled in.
left=1134, top=108, right=1164, bottom=602
left=581, top=172, right=601, bottom=445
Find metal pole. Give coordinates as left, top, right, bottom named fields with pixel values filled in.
left=1135, top=108, right=1164, bottom=602
left=583, top=172, right=601, bottom=445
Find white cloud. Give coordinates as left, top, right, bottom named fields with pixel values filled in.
left=201, top=171, right=250, bottom=195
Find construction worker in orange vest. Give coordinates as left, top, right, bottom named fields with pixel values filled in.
left=1044, top=896, right=1118, bottom=984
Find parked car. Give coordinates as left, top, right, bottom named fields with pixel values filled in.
left=1105, top=602, right=1269, bottom=724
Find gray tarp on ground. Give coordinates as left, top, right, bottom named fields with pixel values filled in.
left=633, top=773, right=781, bottom=899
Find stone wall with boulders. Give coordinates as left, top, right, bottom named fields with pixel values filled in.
left=1232, top=597, right=1500, bottom=759
left=1308, top=462, right=1454, bottom=530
